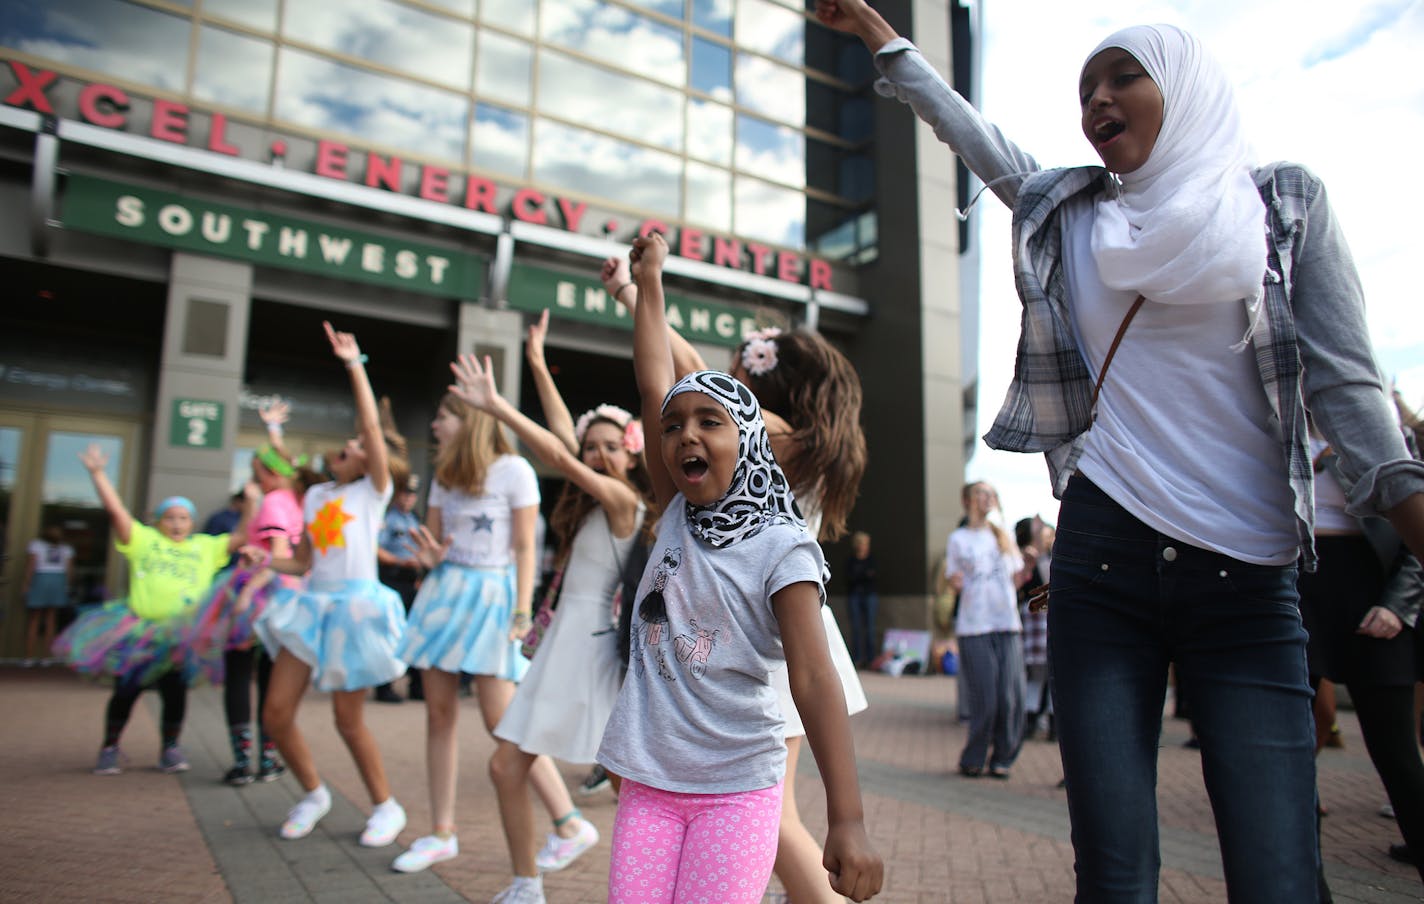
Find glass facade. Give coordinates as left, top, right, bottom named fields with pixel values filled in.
left=0, top=0, right=876, bottom=261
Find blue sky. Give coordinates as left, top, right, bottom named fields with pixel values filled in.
left=965, top=0, right=1424, bottom=526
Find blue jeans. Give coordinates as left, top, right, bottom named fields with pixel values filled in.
left=1049, top=476, right=1319, bottom=903
left=847, top=588, right=878, bottom=666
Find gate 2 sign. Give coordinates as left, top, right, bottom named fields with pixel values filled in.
left=170, top=398, right=225, bottom=449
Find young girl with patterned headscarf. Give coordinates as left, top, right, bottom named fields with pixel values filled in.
left=595, top=233, right=882, bottom=904
left=822, top=2, right=1424, bottom=899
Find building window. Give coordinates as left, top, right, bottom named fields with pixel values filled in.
left=0, top=0, right=189, bottom=92
left=476, top=31, right=532, bottom=106
left=537, top=50, right=684, bottom=151
left=540, top=0, right=684, bottom=87
left=735, top=113, right=804, bottom=189
left=734, top=0, right=803, bottom=66
left=193, top=26, right=273, bottom=114
left=471, top=103, right=529, bottom=178
left=734, top=175, right=804, bottom=249
left=735, top=52, right=804, bottom=127
left=692, top=0, right=732, bottom=38
left=687, top=99, right=733, bottom=166
left=532, top=119, right=682, bottom=220
left=685, top=161, right=732, bottom=232
left=201, top=0, right=278, bottom=32
left=480, top=0, right=533, bottom=35
left=690, top=37, right=732, bottom=99
left=282, top=0, right=474, bottom=90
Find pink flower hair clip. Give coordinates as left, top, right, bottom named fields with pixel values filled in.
left=575, top=403, right=637, bottom=446
left=622, top=419, right=645, bottom=454
left=740, top=327, right=782, bottom=378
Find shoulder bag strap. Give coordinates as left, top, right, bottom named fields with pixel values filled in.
left=1090, top=294, right=1146, bottom=422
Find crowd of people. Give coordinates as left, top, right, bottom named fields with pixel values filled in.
left=31, top=1, right=1424, bottom=901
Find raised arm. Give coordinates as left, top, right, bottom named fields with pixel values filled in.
left=524, top=310, right=580, bottom=454
left=815, top=0, right=1040, bottom=208
left=258, top=397, right=293, bottom=461
left=324, top=321, right=389, bottom=495
left=79, top=444, right=132, bottom=546
left=603, top=254, right=708, bottom=377
left=774, top=581, right=884, bottom=902
left=450, top=354, right=642, bottom=536
left=630, top=236, right=679, bottom=509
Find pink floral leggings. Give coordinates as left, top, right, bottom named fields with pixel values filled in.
left=608, top=778, right=784, bottom=904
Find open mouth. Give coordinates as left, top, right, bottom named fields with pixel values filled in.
left=681, top=456, right=709, bottom=482
left=1093, top=119, right=1126, bottom=145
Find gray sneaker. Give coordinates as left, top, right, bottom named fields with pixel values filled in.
left=159, top=745, right=190, bottom=774
left=93, top=745, right=123, bottom=775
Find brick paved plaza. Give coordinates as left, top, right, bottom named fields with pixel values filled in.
left=2, top=666, right=1420, bottom=903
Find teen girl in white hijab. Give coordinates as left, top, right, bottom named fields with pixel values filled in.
left=820, top=3, right=1424, bottom=901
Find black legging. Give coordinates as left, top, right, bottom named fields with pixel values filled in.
left=1352, top=683, right=1424, bottom=884
left=223, top=647, right=272, bottom=729
left=104, top=671, right=186, bottom=745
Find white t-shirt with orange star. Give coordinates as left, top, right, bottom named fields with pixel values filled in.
left=428, top=455, right=540, bottom=568
left=302, top=475, right=394, bottom=585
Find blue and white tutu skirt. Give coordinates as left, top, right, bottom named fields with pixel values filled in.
left=397, top=562, right=528, bottom=681
left=254, top=578, right=407, bottom=692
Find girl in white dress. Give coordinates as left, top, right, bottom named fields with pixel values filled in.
left=446, top=314, right=653, bottom=904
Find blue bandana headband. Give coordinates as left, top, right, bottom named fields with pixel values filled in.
left=156, top=496, right=197, bottom=520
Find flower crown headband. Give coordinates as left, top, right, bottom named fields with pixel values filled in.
left=740, top=327, right=783, bottom=378
left=574, top=404, right=644, bottom=455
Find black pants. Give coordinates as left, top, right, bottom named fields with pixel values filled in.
left=224, top=647, right=273, bottom=729
left=105, top=671, right=186, bottom=744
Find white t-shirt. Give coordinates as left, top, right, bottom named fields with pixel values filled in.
left=1062, top=197, right=1297, bottom=566
left=1310, top=436, right=1356, bottom=533
left=302, top=475, right=393, bottom=585
left=945, top=525, right=1022, bottom=637
left=28, top=540, right=74, bottom=574
left=598, top=499, right=828, bottom=795
left=428, top=455, right=540, bottom=568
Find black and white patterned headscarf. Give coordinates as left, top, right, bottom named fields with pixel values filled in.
left=662, top=370, right=808, bottom=550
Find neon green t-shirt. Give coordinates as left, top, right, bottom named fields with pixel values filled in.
left=116, top=523, right=231, bottom=621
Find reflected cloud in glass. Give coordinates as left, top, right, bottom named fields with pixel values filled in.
left=276, top=48, right=469, bottom=162
left=685, top=161, right=732, bottom=232
left=735, top=0, right=803, bottom=65
left=736, top=114, right=804, bottom=188
left=538, top=51, right=683, bottom=151
left=194, top=27, right=273, bottom=114
left=541, top=0, right=684, bottom=87
left=472, top=103, right=529, bottom=178
left=284, top=0, right=473, bottom=89
left=477, top=31, right=532, bottom=106
left=687, top=99, right=733, bottom=166
left=734, top=175, right=804, bottom=248
left=691, top=37, right=732, bottom=100
left=482, top=0, right=534, bottom=35
left=202, top=0, right=277, bottom=31
left=424, top=0, right=476, bottom=17
left=533, top=119, right=681, bottom=219
left=0, top=0, right=189, bottom=92
left=625, top=0, right=684, bottom=17
left=735, top=53, right=804, bottom=126
left=692, top=0, right=733, bottom=37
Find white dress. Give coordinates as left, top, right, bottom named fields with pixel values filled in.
left=494, top=505, right=644, bottom=764
left=772, top=502, right=868, bottom=736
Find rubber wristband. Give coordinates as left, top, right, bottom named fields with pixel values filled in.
left=613, top=282, right=634, bottom=298
left=344, top=354, right=368, bottom=368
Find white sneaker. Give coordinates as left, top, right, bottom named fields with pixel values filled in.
left=534, top=818, right=599, bottom=871
left=360, top=799, right=407, bottom=847
left=392, top=834, right=458, bottom=873
left=281, top=789, right=332, bottom=840
left=490, top=876, right=545, bottom=904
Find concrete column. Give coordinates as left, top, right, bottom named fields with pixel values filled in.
left=457, top=302, right=525, bottom=409
left=146, top=253, right=252, bottom=519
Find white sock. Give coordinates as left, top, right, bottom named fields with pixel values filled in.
left=372, top=797, right=401, bottom=815
left=305, top=784, right=331, bottom=808
left=512, top=875, right=543, bottom=890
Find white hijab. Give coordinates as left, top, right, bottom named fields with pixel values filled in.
left=1087, top=24, right=1266, bottom=308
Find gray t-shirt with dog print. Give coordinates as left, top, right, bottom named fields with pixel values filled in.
left=597, top=497, right=827, bottom=794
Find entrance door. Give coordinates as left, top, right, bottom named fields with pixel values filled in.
left=0, top=412, right=140, bottom=658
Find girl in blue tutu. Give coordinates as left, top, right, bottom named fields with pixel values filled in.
left=251, top=322, right=410, bottom=848
left=387, top=380, right=548, bottom=876
left=54, top=446, right=252, bottom=776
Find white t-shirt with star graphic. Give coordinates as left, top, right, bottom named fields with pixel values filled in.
left=428, top=454, right=540, bottom=568
left=303, top=475, right=394, bottom=585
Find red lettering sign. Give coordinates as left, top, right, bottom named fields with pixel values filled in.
left=713, top=237, right=743, bottom=269
left=207, top=112, right=240, bottom=156
left=78, top=83, right=128, bottom=129
left=746, top=243, right=773, bottom=276
left=149, top=99, right=189, bottom=144
left=5, top=62, right=56, bottom=114
left=679, top=228, right=705, bottom=262
left=464, top=175, right=497, bottom=214
left=315, top=140, right=349, bottom=180
left=365, top=152, right=402, bottom=192
left=809, top=259, right=834, bottom=292
left=419, top=166, right=450, bottom=203
left=638, top=219, right=668, bottom=237
left=556, top=197, right=587, bottom=232
left=776, top=251, right=800, bottom=283
left=511, top=188, right=547, bottom=225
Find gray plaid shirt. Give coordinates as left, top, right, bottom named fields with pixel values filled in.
left=877, top=38, right=1424, bottom=569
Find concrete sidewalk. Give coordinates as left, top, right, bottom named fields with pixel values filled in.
left=1, top=665, right=1420, bottom=902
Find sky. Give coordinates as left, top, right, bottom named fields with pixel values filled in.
left=962, top=0, right=1424, bottom=528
